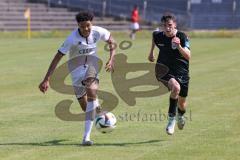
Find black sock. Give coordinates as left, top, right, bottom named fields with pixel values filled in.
left=168, top=98, right=178, bottom=117
left=178, top=107, right=186, bottom=116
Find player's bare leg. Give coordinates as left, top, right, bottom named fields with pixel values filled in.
left=169, top=78, right=180, bottom=99
left=77, top=94, right=87, bottom=111
left=178, top=96, right=187, bottom=111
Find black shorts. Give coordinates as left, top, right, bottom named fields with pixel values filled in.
left=155, top=64, right=190, bottom=97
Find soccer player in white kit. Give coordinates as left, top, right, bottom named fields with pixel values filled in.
left=39, top=11, right=115, bottom=146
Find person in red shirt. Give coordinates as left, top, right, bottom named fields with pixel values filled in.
left=130, top=5, right=140, bottom=40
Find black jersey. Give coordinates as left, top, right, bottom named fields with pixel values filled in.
left=153, top=30, right=190, bottom=76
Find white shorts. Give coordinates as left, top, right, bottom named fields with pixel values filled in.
left=70, top=64, right=98, bottom=98
left=130, top=22, right=140, bottom=30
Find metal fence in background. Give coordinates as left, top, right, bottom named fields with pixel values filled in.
left=8, top=0, right=240, bottom=29
left=26, top=0, right=188, bottom=19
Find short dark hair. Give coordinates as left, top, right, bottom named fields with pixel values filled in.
left=75, top=11, right=94, bottom=23
left=161, top=13, right=176, bottom=23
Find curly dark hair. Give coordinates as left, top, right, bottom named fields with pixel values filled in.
left=75, top=11, right=94, bottom=23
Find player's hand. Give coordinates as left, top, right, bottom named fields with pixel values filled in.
left=148, top=53, right=155, bottom=62
left=172, top=36, right=181, bottom=48
left=105, top=59, right=114, bottom=72
left=39, top=80, right=49, bottom=93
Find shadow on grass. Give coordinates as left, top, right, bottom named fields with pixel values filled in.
left=94, top=139, right=164, bottom=146
left=0, top=139, right=164, bottom=147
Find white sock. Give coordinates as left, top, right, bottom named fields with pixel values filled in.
left=83, top=99, right=98, bottom=141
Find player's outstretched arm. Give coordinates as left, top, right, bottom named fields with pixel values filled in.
left=39, top=52, right=64, bottom=93
left=148, top=38, right=156, bottom=62
left=105, top=36, right=115, bottom=72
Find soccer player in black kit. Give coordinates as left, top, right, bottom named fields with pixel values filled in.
left=148, top=14, right=191, bottom=135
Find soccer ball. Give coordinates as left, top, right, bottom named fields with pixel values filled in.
left=94, top=112, right=117, bottom=133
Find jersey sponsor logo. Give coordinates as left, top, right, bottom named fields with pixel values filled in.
left=79, top=48, right=95, bottom=54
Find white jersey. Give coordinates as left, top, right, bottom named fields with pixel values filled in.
left=57, top=26, right=111, bottom=97
left=58, top=26, right=110, bottom=59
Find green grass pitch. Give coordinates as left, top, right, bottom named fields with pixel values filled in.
left=0, top=32, right=240, bottom=160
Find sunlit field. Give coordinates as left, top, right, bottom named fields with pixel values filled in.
left=0, top=31, right=239, bottom=160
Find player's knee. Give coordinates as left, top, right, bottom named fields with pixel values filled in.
left=86, top=82, right=98, bottom=95
left=176, top=84, right=181, bottom=93
left=85, top=78, right=98, bottom=88
left=172, top=82, right=180, bottom=95
left=86, top=88, right=97, bottom=100
left=86, top=84, right=98, bottom=101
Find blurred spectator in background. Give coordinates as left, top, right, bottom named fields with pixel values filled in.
left=130, top=5, right=140, bottom=40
